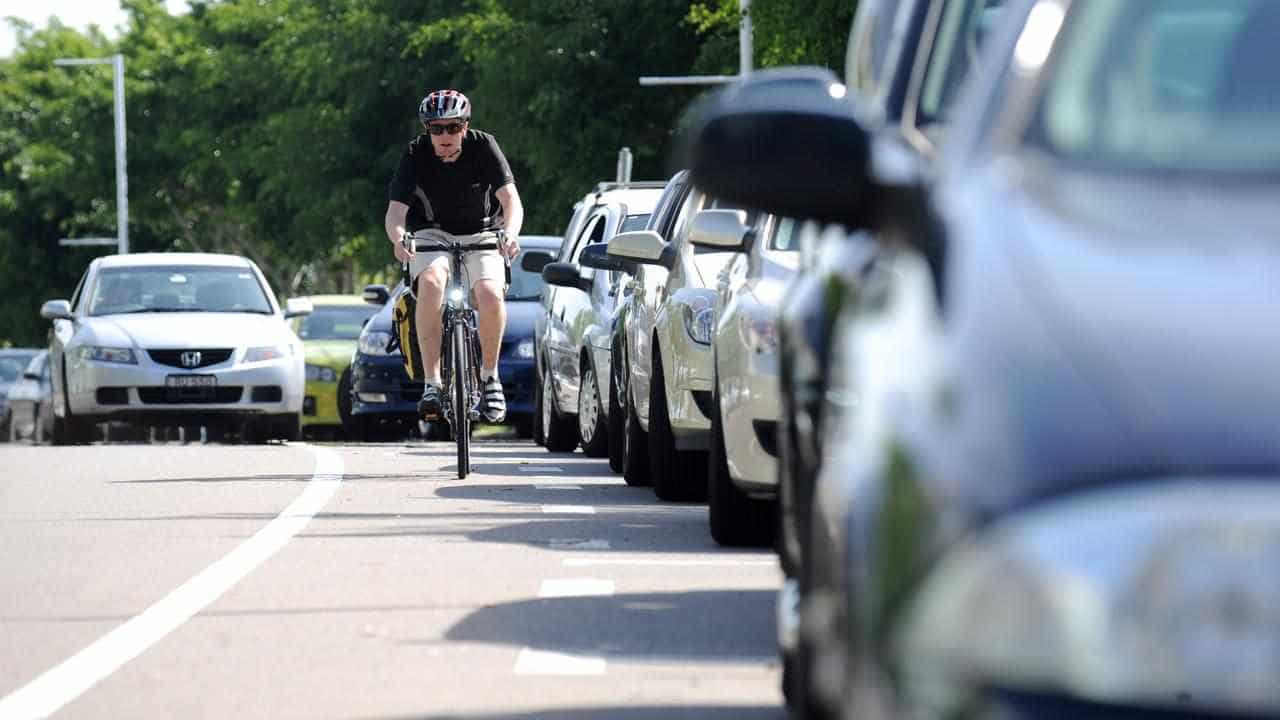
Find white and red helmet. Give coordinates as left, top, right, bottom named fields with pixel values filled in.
left=418, top=89, right=471, bottom=124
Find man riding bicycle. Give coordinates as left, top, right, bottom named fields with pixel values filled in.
left=385, top=89, right=524, bottom=424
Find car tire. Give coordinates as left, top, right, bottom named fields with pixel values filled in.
left=53, top=367, right=93, bottom=446
left=577, top=359, right=608, bottom=458
left=621, top=374, right=650, bottom=487
left=532, top=367, right=546, bottom=446
left=275, top=413, right=302, bottom=442
left=606, top=345, right=625, bottom=474
left=648, top=348, right=706, bottom=502
left=336, top=368, right=354, bottom=434
left=542, top=367, right=578, bottom=452
left=708, top=377, right=776, bottom=547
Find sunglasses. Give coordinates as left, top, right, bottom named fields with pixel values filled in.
left=426, top=121, right=466, bottom=136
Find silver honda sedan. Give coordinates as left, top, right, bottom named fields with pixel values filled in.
left=40, top=253, right=312, bottom=444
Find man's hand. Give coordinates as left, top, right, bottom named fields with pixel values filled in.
left=394, top=235, right=415, bottom=264
left=503, top=235, right=520, bottom=260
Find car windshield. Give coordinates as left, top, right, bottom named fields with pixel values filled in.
left=0, top=354, right=35, bottom=383
left=89, top=266, right=274, bottom=316
left=507, top=249, right=549, bottom=301
left=768, top=217, right=801, bottom=251
left=297, top=304, right=378, bottom=340
left=1029, top=0, right=1280, bottom=174
left=619, top=213, right=650, bottom=233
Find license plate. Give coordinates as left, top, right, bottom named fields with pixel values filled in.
left=166, top=375, right=217, bottom=389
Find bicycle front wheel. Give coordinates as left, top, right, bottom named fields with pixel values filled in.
left=453, top=319, right=471, bottom=479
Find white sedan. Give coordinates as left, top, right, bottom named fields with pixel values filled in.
left=41, top=253, right=311, bottom=444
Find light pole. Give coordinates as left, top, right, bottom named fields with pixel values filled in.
left=53, top=53, right=128, bottom=255
left=640, top=0, right=751, bottom=87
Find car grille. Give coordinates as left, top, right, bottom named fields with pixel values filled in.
left=251, top=386, right=283, bottom=403
left=138, top=387, right=244, bottom=404
left=147, top=349, right=234, bottom=369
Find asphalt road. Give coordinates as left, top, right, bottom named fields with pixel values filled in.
left=0, top=438, right=785, bottom=719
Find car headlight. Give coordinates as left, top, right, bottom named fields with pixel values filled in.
left=510, top=339, right=535, bottom=359
left=76, top=346, right=137, bottom=364
left=244, top=345, right=290, bottom=363
left=305, top=364, right=338, bottom=382
left=682, top=296, right=715, bottom=345
left=358, top=331, right=394, bottom=357
left=895, top=482, right=1280, bottom=715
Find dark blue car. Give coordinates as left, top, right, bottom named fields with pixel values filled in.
left=345, top=236, right=562, bottom=441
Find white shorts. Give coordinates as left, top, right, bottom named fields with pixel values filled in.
left=409, top=229, right=506, bottom=289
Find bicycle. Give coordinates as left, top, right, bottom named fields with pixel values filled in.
left=402, top=230, right=505, bottom=479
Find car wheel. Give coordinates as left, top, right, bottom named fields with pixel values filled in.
left=336, top=368, right=354, bottom=430
left=532, top=367, right=546, bottom=446
left=276, top=413, right=302, bottom=442
left=621, top=374, right=650, bottom=487
left=577, top=359, right=608, bottom=458
left=648, top=347, right=706, bottom=502
left=53, top=367, right=93, bottom=446
left=708, top=376, right=776, bottom=547
left=606, top=346, right=625, bottom=474
left=542, top=367, right=578, bottom=452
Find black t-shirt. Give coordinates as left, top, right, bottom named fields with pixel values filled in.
left=387, top=129, right=515, bottom=234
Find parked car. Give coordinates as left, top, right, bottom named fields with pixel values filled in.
left=609, top=192, right=755, bottom=501
left=290, top=295, right=379, bottom=438
left=1, top=348, right=45, bottom=441
left=533, top=181, right=661, bottom=455
left=689, top=0, right=1280, bottom=717
left=40, top=253, right=311, bottom=444
left=605, top=171, right=698, bottom=484
left=349, top=236, right=560, bottom=441
left=689, top=210, right=801, bottom=546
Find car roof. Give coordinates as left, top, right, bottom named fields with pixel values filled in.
left=95, top=252, right=255, bottom=269
left=520, top=235, right=562, bottom=250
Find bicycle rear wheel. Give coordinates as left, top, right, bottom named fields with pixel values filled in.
left=453, top=320, right=471, bottom=479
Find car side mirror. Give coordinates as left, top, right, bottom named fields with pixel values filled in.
left=40, top=299, right=72, bottom=321
left=542, top=262, right=592, bottom=293
left=607, top=230, right=667, bottom=266
left=579, top=243, right=636, bottom=274
left=681, top=66, right=874, bottom=229
left=689, top=209, right=751, bottom=251
left=284, top=297, right=313, bottom=319
left=362, top=284, right=390, bottom=306
left=521, top=250, right=555, bottom=274
left=23, top=371, right=39, bottom=381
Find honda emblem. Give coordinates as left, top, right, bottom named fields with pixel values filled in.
left=180, top=351, right=202, bottom=368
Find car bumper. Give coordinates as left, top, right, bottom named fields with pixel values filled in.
left=719, top=351, right=781, bottom=497
left=302, top=379, right=341, bottom=426
left=666, top=337, right=713, bottom=448
left=66, top=357, right=302, bottom=421
left=351, top=352, right=535, bottom=422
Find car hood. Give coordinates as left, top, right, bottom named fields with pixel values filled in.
left=85, top=313, right=297, bottom=350
left=953, top=164, right=1280, bottom=514
left=304, top=339, right=356, bottom=366
left=691, top=251, right=736, bottom=288
left=504, top=300, right=541, bottom=340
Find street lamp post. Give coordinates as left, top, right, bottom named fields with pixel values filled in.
left=640, top=0, right=751, bottom=87
left=53, top=53, right=128, bottom=255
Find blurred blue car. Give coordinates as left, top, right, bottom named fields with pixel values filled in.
left=345, top=236, right=561, bottom=441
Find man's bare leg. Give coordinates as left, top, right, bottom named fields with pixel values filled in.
left=415, top=265, right=448, bottom=417
left=474, top=278, right=507, bottom=421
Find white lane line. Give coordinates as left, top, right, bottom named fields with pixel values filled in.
left=0, top=445, right=345, bottom=720
left=538, top=578, right=616, bottom=598
left=542, top=505, right=596, bottom=515
left=513, top=648, right=606, bottom=676
left=520, top=466, right=563, bottom=473
left=534, top=484, right=582, bottom=490
left=548, top=538, right=611, bottom=550
left=563, top=558, right=776, bottom=568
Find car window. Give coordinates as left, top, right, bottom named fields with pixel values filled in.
left=848, top=0, right=903, bottom=98
left=508, top=248, right=549, bottom=301
left=570, top=213, right=607, bottom=262
left=68, top=271, right=87, bottom=313
left=297, top=305, right=378, bottom=340
left=916, top=0, right=1006, bottom=127
left=768, top=217, right=801, bottom=251
left=1031, top=0, right=1273, bottom=174
left=0, top=356, right=31, bottom=383
left=88, top=266, right=274, bottom=315
left=619, top=214, right=650, bottom=233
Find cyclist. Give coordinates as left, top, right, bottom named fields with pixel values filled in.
left=385, top=89, right=524, bottom=424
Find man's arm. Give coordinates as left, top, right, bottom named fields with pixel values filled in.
left=495, top=184, right=523, bottom=258
left=386, top=201, right=413, bottom=262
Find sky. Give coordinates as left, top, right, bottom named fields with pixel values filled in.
left=0, top=1, right=189, bottom=58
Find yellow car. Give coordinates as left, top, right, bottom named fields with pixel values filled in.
left=290, top=294, right=379, bottom=437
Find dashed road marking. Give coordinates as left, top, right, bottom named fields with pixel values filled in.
left=542, top=505, right=596, bottom=515
left=538, top=578, right=616, bottom=598
left=563, top=558, right=775, bottom=568
left=548, top=539, right=611, bottom=550
left=520, top=466, right=563, bottom=473
left=0, top=445, right=345, bottom=720
left=534, top=484, right=582, bottom=490
left=513, top=648, right=606, bottom=676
